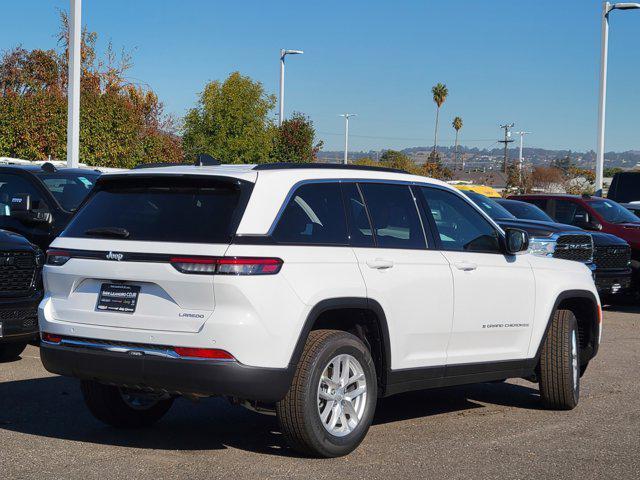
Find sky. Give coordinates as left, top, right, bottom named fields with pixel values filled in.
left=1, top=0, right=639, bottom=154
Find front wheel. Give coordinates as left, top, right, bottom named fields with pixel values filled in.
left=276, top=330, right=377, bottom=458
left=80, top=380, right=174, bottom=428
left=538, top=309, right=580, bottom=410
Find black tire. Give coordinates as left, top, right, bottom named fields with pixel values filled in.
left=276, top=330, right=377, bottom=458
left=0, top=342, right=27, bottom=362
left=539, top=309, right=580, bottom=410
left=80, top=380, right=174, bottom=428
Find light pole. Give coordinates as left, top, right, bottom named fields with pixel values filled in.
left=67, top=0, right=82, bottom=167
left=515, top=131, right=531, bottom=180
left=596, top=2, right=640, bottom=195
left=278, top=49, right=304, bottom=127
left=340, top=114, right=357, bottom=164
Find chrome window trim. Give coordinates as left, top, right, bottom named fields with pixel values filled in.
left=265, top=178, right=507, bottom=242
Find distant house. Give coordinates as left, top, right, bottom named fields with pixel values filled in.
left=448, top=170, right=509, bottom=191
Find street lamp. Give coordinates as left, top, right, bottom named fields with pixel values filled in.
left=67, top=0, right=82, bottom=167
left=596, top=2, right=640, bottom=195
left=515, top=131, right=531, bottom=180
left=279, top=49, right=304, bottom=126
left=340, top=114, right=357, bottom=164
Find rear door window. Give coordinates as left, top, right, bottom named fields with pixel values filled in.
left=272, top=182, right=348, bottom=245
left=62, top=176, right=249, bottom=243
left=341, top=183, right=374, bottom=247
left=358, top=183, right=426, bottom=249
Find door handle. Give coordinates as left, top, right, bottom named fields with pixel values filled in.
left=454, top=261, right=477, bottom=271
left=366, top=258, right=394, bottom=270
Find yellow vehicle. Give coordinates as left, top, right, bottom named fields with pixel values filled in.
left=453, top=184, right=501, bottom=198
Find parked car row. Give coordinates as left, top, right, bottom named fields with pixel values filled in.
left=0, top=163, right=99, bottom=360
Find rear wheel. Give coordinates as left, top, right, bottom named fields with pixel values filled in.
left=80, top=380, right=174, bottom=428
left=0, top=342, right=27, bottom=362
left=276, top=330, right=377, bottom=458
left=539, top=309, right=580, bottom=410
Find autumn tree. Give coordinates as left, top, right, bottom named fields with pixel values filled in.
left=272, top=112, right=323, bottom=163
left=0, top=12, right=181, bottom=167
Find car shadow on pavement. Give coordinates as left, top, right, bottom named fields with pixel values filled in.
left=603, top=303, right=640, bottom=314
left=0, top=375, right=541, bottom=457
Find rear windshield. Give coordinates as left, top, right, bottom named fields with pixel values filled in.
left=62, top=176, right=250, bottom=243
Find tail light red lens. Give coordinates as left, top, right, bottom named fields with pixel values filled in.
left=46, top=249, right=71, bottom=266
left=169, top=257, right=283, bottom=275
left=173, top=347, right=235, bottom=360
left=42, top=332, right=62, bottom=344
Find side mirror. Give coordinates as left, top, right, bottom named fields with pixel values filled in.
left=588, top=219, right=603, bottom=231
left=10, top=193, right=52, bottom=225
left=504, top=228, right=529, bottom=255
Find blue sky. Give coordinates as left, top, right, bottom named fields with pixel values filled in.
left=1, top=0, right=639, bottom=153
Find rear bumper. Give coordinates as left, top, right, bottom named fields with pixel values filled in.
left=0, top=292, right=41, bottom=343
left=594, top=268, right=632, bottom=295
left=40, top=340, right=294, bottom=403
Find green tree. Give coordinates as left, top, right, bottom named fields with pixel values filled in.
left=272, top=111, right=323, bottom=163
left=0, top=12, right=181, bottom=167
left=431, top=83, right=448, bottom=156
left=182, top=72, right=277, bottom=163
left=452, top=116, right=463, bottom=169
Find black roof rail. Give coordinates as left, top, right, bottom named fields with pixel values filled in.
left=133, top=162, right=181, bottom=169
left=252, top=162, right=407, bottom=174
left=195, top=154, right=221, bottom=167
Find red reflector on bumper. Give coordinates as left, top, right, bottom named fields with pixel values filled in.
left=42, top=332, right=62, bottom=344
left=173, top=347, right=235, bottom=360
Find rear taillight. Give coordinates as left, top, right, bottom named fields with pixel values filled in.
left=46, top=249, right=71, bottom=266
left=41, top=332, right=62, bottom=344
left=173, top=347, right=235, bottom=360
left=169, top=257, right=283, bottom=275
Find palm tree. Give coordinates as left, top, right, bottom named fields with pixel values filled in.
left=452, top=116, right=463, bottom=170
left=431, top=83, right=448, bottom=157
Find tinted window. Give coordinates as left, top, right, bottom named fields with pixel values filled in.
left=63, top=176, right=247, bottom=243
left=36, top=172, right=99, bottom=211
left=498, top=200, right=554, bottom=222
left=553, top=200, right=589, bottom=225
left=359, top=183, right=426, bottom=249
left=610, top=173, right=640, bottom=203
left=342, top=183, right=374, bottom=247
left=523, top=197, right=548, bottom=213
left=587, top=199, right=639, bottom=224
left=0, top=173, right=48, bottom=217
left=420, top=187, right=501, bottom=253
left=273, top=182, right=347, bottom=245
left=463, top=191, right=516, bottom=220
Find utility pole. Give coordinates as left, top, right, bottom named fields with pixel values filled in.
left=66, top=0, right=81, bottom=167
left=340, top=114, right=356, bottom=164
left=515, top=131, right=531, bottom=181
left=498, top=123, right=515, bottom=173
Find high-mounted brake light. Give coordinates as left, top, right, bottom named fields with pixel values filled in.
left=46, top=249, right=71, bottom=266
left=173, top=347, right=235, bottom=360
left=169, top=257, right=283, bottom=275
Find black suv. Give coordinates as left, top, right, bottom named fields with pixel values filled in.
left=462, top=192, right=632, bottom=299
left=0, top=163, right=100, bottom=250
left=0, top=229, right=42, bottom=360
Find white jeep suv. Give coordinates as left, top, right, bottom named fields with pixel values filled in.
left=39, top=162, right=601, bottom=457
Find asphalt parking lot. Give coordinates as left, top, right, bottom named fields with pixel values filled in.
left=1, top=307, right=639, bottom=480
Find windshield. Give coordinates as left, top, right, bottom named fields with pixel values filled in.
left=498, top=200, right=554, bottom=222
left=63, top=176, right=250, bottom=243
left=462, top=191, right=516, bottom=220
left=588, top=199, right=640, bottom=224
left=36, top=172, right=99, bottom=211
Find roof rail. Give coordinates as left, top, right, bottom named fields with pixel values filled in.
left=253, top=162, right=407, bottom=174
left=133, top=162, right=181, bottom=169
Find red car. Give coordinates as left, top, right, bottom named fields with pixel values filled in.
left=511, top=193, right=640, bottom=291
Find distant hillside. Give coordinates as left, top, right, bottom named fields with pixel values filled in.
left=318, top=146, right=640, bottom=170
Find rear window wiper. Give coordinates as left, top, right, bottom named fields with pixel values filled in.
left=84, top=227, right=130, bottom=238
